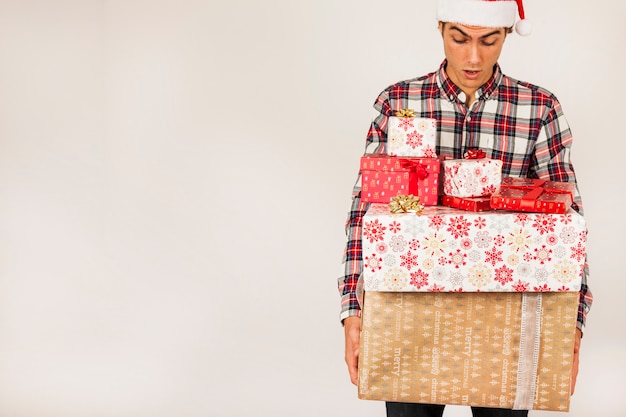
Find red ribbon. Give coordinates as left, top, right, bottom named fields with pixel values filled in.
left=502, top=177, right=544, bottom=187
left=399, top=159, right=429, bottom=196
left=518, top=187, right=545, bottom=211
left=464, top=149, right=486, bottom=159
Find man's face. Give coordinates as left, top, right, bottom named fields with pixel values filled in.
left=439, top=22, right=507, bottom=96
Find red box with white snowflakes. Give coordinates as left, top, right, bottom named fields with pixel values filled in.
left=490, top=177, right=576, bottom=214
left=387, top=115, right=437, bottom=157
left=442, top=154, right=503, bottom=198
left=360, top=154, right=440, bottom=205
left=361, top=204, right=586, bottom=292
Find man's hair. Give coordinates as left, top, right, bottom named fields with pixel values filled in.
left=439, top=21, right=513, bottom=34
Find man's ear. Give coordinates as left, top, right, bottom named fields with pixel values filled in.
left=438, top=21, right=444, bottom=37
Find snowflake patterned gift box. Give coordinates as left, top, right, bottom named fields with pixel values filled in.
left=361, top=204, right=587, bottom=292
left=442, top=150, right=503, bottom=198
left=387, top=110, right=437, bottom=157
left=360, top=154, right=440, bottom=205
left=490, top=177, right=576, bottom=214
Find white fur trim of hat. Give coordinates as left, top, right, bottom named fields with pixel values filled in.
left=437, top=0, right=532, bottom=36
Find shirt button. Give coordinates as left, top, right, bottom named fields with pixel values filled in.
left=466, top=116, right=471, bottom=121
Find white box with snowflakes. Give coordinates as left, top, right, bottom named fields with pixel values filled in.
left=361, top=204, right=586, bottom=292
left=387, top=115, right=437, bottom=157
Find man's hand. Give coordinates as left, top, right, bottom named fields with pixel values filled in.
left=344, top=316, right=361, bottom=385
left=571, top=328, right=582, bottom=395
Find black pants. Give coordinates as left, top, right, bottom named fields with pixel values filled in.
left=386, top=402, right=529, bottom=417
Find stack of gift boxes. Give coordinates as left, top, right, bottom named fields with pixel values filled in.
left=356, top=112, right=585, bottom=412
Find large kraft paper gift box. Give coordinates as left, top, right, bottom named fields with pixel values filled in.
left=357, top=204, right=585, bottom=411
left=358, top=291, right=579, bottom=411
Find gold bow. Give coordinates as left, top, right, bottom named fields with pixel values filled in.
left=389, top=194, right=425, bottom=214
left=395, top=109, right=415, bottom=118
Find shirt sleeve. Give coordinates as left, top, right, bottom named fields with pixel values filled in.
left=531, top=96, right=593, bottom=331
left=338, top=91, right=392, bottom=322
left=578, top=260, right=593, bottom=332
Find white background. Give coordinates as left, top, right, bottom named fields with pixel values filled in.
left=0, top=0, right=624, bottom=416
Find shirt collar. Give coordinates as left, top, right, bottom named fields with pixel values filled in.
left=436, top=60, right=503, bottom=103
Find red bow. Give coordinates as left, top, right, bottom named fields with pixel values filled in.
left=464, top=149, right=486, bottom=159
left=399, top=159, right=429, bottom=196
left=399, top=159, right=429, bottom=179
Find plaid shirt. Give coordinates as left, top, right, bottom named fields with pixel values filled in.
left=339, top=61, right=593, bottom=331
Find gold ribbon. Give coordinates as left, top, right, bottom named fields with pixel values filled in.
left=394, top=109, right=416, bottom=118
left=389, top=194, right=424, bottom=214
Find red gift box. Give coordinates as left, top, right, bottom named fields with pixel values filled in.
left=441, top=195, right=493, bottom=212
left=360, top=154, right=440, bottom=205
left=490, top=177, right=576, bottom=214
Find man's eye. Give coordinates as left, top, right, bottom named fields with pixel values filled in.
left=453, top=38, right=466, bottom=44
left=482, top=41, right=496, bottom=46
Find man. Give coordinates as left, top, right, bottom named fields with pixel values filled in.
left=338, top=1, right=593, bottom=416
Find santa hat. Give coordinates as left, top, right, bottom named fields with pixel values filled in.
left=437, top=0, right=532, bottom=36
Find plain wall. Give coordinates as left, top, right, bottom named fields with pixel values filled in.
left=0, top=0, right=624, bottom=416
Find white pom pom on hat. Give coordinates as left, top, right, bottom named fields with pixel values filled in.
left=437, top=0, right=532, bottom=36
left=513, top=0, right=532, bottom=36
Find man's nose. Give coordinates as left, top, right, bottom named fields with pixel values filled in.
left=468, top=43, right=480, bottom=64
